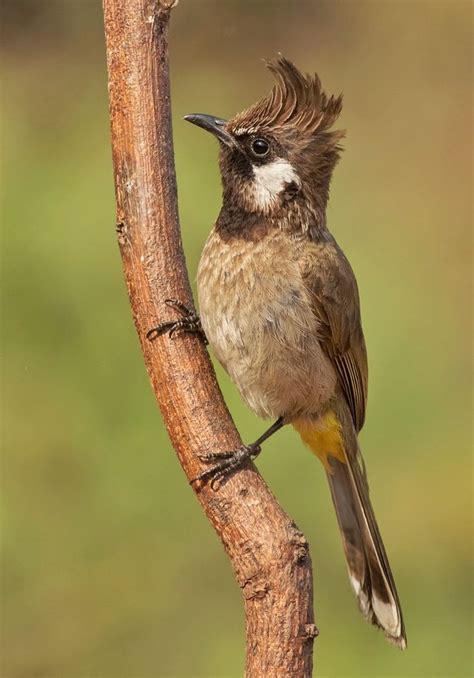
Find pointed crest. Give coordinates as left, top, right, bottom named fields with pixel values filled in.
left=228, top=57, right=343, bottom=138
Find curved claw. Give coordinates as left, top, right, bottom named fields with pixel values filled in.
left=191, top=444, right=260, bottom=490
left=146, top=322, right=174, bottom=341
left=165, top=299, right=193, bottom=316
left=198, top=451, right=235, bottom=462
left=146, top=299, right=208, bottom=344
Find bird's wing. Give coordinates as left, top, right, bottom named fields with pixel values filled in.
left=300, top=238, right=368, bottom=432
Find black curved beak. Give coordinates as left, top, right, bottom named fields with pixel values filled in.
left=184, top=114, right=234, bottom=147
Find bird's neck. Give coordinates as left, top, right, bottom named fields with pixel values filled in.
left=217, top=191, right=330, bottom=241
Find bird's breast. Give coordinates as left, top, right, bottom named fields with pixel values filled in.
left=197, top=228, right=337, bottom=419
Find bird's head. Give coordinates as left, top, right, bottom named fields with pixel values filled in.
left=185, top=57, right=344, bottom=224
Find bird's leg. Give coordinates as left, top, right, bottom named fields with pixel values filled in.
left=146, top=299, right=208, bottom=344
left=192, top=417, right=285, bottom=489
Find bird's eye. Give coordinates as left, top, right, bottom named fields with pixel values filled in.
left=250, top=138, right=270, bottom=157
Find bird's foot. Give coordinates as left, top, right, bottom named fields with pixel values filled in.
left=146, top=299, right=208, bottom=344
left=191, top=443, right=262, bottom=490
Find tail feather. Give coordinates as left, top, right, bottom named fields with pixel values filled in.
left=327, top=451, right=407, bottom=649
left=294, top=410, right=406, bottom=649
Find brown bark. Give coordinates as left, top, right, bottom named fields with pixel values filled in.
left=102, top=1, right=316, bottom=675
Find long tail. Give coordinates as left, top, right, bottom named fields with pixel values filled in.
left=294, top=411, right=407, bottom=649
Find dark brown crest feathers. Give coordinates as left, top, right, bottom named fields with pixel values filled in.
left=228, top=57, right=343, bottom=137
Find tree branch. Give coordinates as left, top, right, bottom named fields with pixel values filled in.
left=102, top=1, right=316, bottom=675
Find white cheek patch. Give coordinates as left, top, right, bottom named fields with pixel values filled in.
left=251, top=158, right=300, bottom=211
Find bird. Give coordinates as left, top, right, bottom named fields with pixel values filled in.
left=150, top=56, right=406, bottom=649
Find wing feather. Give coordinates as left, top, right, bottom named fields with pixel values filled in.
left=301, top=238, right=368, bottom=432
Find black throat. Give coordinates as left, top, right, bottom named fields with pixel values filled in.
left=216, top=192, right=329, bottom=243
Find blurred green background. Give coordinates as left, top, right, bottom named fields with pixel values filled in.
left=1, top=1, right=472, bottom=676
